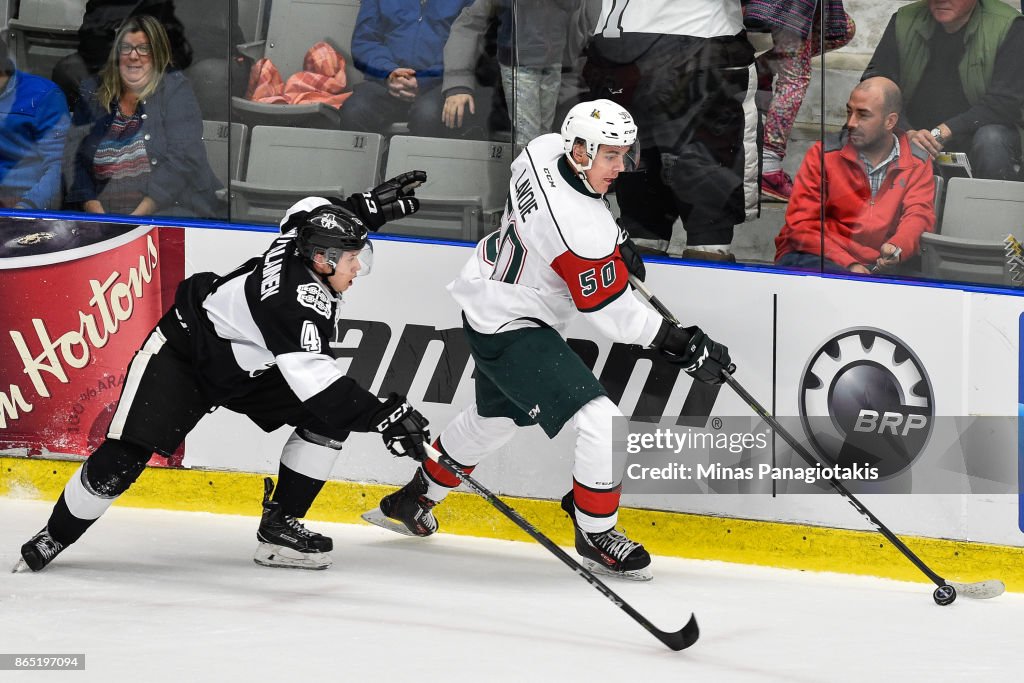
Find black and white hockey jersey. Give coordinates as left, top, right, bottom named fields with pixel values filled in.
left=173, top=230, right=378, bottom=430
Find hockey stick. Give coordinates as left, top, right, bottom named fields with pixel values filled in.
left=629, top=275, right=1005, bottom=604
left=421, top=444, right=699, bottom=651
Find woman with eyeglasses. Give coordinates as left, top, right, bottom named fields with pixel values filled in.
left=67, top=15, right=221, bottom=218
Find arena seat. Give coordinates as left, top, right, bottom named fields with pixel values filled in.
left=920, top=177, right=1024, bottom=286
left=381, top=136, right=513, bottom=241
left=6, top=0, right=86, bottom=78
left=230, top=0, right=362, bottom=130
left=202, top=121, right=248, bottom=190
left=230, top=125, right=381, bottom=225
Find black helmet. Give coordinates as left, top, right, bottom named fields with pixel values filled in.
left=282, top=198, right=372, bottom=274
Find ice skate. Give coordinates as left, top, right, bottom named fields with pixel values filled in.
left=561, top=492, right=652, bottom=581
left=254, top=478, right=333, bottom=570
left=362, top=469, right=438, bottom=537
left=17, top=527, right=67, bottom=573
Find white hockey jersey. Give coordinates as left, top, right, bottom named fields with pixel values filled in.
left=449, top=133, right=663, bottom=346
left=595, top=0, right=742, bottom=39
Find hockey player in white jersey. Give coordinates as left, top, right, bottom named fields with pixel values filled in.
left=16, top=175, right=432, bottom=573
left=364, top=101, right=733, bottom=580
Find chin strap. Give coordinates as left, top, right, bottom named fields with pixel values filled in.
left=566, top=155, right=603, bottom=195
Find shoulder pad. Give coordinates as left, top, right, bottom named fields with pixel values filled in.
left=559, top=207, right=619, bottom=260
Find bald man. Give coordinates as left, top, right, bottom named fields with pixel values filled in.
left=774, top=77, right=937, bottom=275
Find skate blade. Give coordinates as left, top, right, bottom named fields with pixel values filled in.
left=580, top=557, right=653, bottom=582
left=360, top=507, right=422, bottom=537
left=253, top=543, right=331, bottom=570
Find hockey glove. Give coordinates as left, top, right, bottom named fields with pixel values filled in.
left=652, top=320, right=733, bottom=385
left=347, top=170, right=427, bottom=231
left=618, top=236, right=647, bottom=282
left=368, top=393, right=431, bottom=461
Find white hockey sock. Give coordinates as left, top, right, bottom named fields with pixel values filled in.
left=63, top=464, right=117, bottom=521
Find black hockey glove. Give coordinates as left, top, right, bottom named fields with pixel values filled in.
left=652, top=320, right=733, bottom=385
left=347, top=170, right=427, bottom=231
left=618, top=235, right=646, bottom=282
left=367, top=393, right=431, bottom=461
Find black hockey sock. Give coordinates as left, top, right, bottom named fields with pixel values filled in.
left=46, top=493, right=98, bottom=546
left=273, top=463, right=326, bottom=518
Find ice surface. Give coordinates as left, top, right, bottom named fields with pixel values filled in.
left=1, top=499, right=1021, bottom=682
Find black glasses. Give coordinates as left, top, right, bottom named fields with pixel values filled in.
left=118, top=42, right=152, bottom=57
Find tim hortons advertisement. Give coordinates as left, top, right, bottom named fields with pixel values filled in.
left=0, top=218, right=184, bottom=463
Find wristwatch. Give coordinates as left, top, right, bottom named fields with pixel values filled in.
left=930, top=127, right=945, bottom=144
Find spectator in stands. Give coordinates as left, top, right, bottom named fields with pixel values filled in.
left=864, top=0, right=1024, bottom=181
left=775, top=78, right=936, bottom=274
left=339, top=0, right=476, bottom=137
left=0, top=37, right=69, bottom=210
left=441, top=0, right=582, bottom=149
left=582, top=0, right=758, bottom=262
left=67, top=15, right=221, bottom=218
left=51, top=1, right=194, bottom=114
left=744, top=0, right=856, bottom=201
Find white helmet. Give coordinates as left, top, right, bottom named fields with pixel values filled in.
left=561, top=99, right=638, bottom=174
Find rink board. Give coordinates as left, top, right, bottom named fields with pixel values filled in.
left=2, top=225, right=1024, bottom=583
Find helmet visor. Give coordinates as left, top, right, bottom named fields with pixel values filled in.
left=622, top=140, right=641, bottom=172
left=356, top=241, right=373, bottom=276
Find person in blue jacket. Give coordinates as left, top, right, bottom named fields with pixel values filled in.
left=338, top=0, right=477, bottom=137
left=66, top=15, right=221, bottom=218
left=0, top=37, right=69, bottom=210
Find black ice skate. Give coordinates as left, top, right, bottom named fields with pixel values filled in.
left=561, top=492, right=652, bottom=581
left=361, top=469, right=438, bottom=537
left=14, top=527, right=67, bottom=573
left=254, top=478, right=333, bottom=570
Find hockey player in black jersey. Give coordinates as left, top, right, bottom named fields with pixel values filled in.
left=16, top=173, right=433, bottom=572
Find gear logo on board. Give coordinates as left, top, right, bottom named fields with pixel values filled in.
left=799, top=328, right=933, bottom=480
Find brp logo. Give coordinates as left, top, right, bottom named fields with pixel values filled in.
left=799, top=329, right=933, bottom=479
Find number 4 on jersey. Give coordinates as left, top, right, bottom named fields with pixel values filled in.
left=301, top=320, right=322, bottom=353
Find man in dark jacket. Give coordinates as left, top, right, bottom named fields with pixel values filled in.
left=582, top=0, right=759, bottom=261
left=864, top=0, right=1024, bottom=181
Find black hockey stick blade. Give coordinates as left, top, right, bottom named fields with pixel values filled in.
left=660, top=613, right=700, bottom=651
left=422, top=445, right=699, bottom=651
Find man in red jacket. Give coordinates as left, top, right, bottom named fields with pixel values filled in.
left=775, top=77, right=936, bottom=274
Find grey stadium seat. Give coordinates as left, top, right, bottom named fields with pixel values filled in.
left=231, top=0, right=362, bottom=130
left=382, top=136, right=513, bottom=241
left=6, top=0, right=86, bottom=78
left=230, top=125, right=382, bottom=225
left=202, top=120, right=248, bottom=189
left=920, top=177, right=1024, bottom=286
